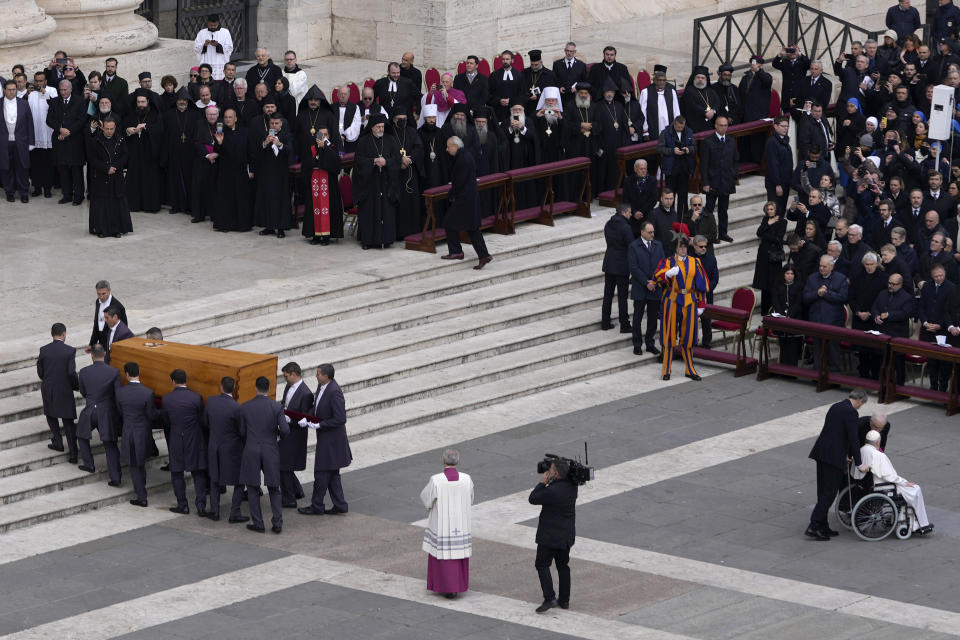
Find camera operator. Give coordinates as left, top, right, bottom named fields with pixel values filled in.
left=528, top=458, right=577, bottom=614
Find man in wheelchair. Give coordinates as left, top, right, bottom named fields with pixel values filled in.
left=854, top=430, right=933, bottom=535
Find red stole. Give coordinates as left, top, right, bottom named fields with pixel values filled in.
left=309, top=145, right=331, bottom=236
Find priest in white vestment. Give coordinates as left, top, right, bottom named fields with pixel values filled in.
left=855, top=430, right=933, bottom=534
left=420, top=448, right=474, bottom=598
left=193, top=14, right=233, bottom=80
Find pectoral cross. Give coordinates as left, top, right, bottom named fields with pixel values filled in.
left=400, top=147, right=406, bottom=156
left=546, top=126, right=552, bottom=136
left=180, top=133, right=186, bottom=143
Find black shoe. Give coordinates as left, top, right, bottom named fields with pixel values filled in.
left=619, top=325, right=632, bottom=334
left=685, top=373, right=702, bottom=381
left=229, top=515, right=250, bottom=524
left=558, top=601, right=569, bottom=609
left=362, top=244, right=370, bottom=250
left=919, top=524, right=934, bottom=535
left=535, top=599, right=558, bottom=613
left=20, top=195, right=28, bottom=204
left=169, top=505, right=189, bottom=514
left=601, top=323, right=614, bottom=331
left=444, top=593, right=458, bottom=599
left=276, top=230, right=285, bottom=238
left=108, top=480, right=121, bottom=487
left=319, top=237, right=330, bottom=246
left=113, top=233, right=122, bottom=238
left=309, top=237, right=323, bottom=245
left=44, top=189, right=52, bottom=198
left=720, top=234, right=734, bottom=242
left=31, top=188, right=41, bottom=197
left=5, top=193, right=14, bottom=202
left=78, top=465, right=95, bottom=473
left=657, top=353, right=664, bottom=363
left=646, top=345, right=660, bottom=355
left=58, top=197, right=71, bottom=204
left=247, top=523, right=266, bottom=533
left=205, top=513, right=220, bottom=521
left=190, top=216, right=205, bottom=223
left=196, top=509, right=208, bottom=518
left=271, top=525, right=282, bottom=534
left=48, top=443, right=65, bottom=452
left=474, top=255, right=493, bottom=270
left=298, top=506, right=324, bottom=515
left=68, top=457, right=77, bottom=464
left=129, top=499, right=148, bottom=507
left=72, top=199, right=83, bottom=206
left=259, top=229, right=274, bottom=236
left=160, top=464, right=170, bottom=471
left=324, top=506, right=347, bottom=515
left=633, top=346, right=642, bottom=355
left=804, top=525, right=830, bottom=541
left=97, top=233, right=105, bottom=238
left=701, top=343, right=713, bottom=350
left=824, top=528, right=839, bottom=537
left=662, top=374, right=670, bottom=380
left=282, top=501, right=297, bottom=509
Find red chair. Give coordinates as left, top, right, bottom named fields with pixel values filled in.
left=513, top=51, right=524, bottom=71
left=769, top=89, right=781, bottom=118
left=331, top=84, right=340, bottom=101
left=425, top=68, right=441, bottom=91
left=636, top=70, right=651, bottom=92
left=339, top=173, right=359, bottom=237
left=713, top=287, right=756, bottom=350
left=478, top=58, right=491, bottom=76
left=493, top=56, right=502, bottom=71
left=457, top=60, right=466, bottom=75
left=347, top=82, right=361, bottom=103
left=586, top=62, right=594, bottom=73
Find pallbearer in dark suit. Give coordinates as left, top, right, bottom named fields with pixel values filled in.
left=806, top=389, right=867, bottom=540
left=76, top=345, right=122, bottom=479
left=101, top=306, right=133, bottom=364
left=87, top=280, right=127, bottom=354
left=278, top=362, right=313, bottom=508
left=205, top=377, right=248, bottom=522
left=116, top=362, right=159, bottom=506
left=240, top=376, right=289, bottom=533
left=37, top=323, right=79, bottom=458
left=699, top=116, right=738, bottom=242
left=161, top=369, right=208, bottom=515
left=1, top=80, right=35, bottom=203
left=298, top=364, right=352, bottom=516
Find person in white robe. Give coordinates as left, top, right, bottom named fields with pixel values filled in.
left=194, top=14, right=233, bottom=81
left=855, top=430, right=933, bottom=534
left=27, top=75, right=57, bottom=196
left=420, top=448, right=474, bottom=598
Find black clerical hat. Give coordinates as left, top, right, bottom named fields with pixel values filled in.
left=138, top=71, right=151, bottom=81
left=575, top=81, right=591, bottom=92
left=718, top=63, right=734, bottom=73
left=749, top=55, right=764, bottom=64
left=367, top=113, right=388, bottom=127
left=450, top=103, right=469, bottom=116
left=528, top=49, right=542, bottom=62
left=303, top=84, right=325, bottom=101
left=389, top=104, right=408, bottom=119
left=174, top=87, right=190, bottom=101
left=619, top=79, right=633, bottom=93
left=653, top=64, right=667, bottom=75
left=692, top=65, right=709, bottom=77
left=602, top=77, right=618, bottom=93
left=473, top=106, right=494, bottom=120
left=262, top=95, right=277, bottom=106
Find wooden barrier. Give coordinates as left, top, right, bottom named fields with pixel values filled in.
left=505, top=157, right=592, bottom=231
left=404, top=173, right=511, bottom=254
left=692, top=304, right=757, bottom=376
left=756, top=316, right=890, bottom=393
left=885, top=338, right=960, bottom=415
left=599, top=118, right=774, bottom=207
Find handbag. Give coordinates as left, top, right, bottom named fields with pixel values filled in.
left=767, top=247, right=786, bottom=263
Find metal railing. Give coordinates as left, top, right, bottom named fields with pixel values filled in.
left=692, top=0, right=890, bottom=71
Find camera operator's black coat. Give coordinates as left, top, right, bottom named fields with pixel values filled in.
left=529, top=478, right=578, bottom=548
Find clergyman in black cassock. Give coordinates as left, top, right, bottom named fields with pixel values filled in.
left=534, top=87, right=565, bottom=164
left=253, top=113, right=293, bottom=236
left=593, top=78, right=628, bottom=195
left=161, top=373, right=209, bottom=515
left=354, top=113, right=401, bottom=248
left=212, top=108, right=253, bottom=231
left=680, top=66, right=720, bottom=133
left=37, top=324, right=79, bottom=459
left=76, top=347, right=122, bottom=479
left=621, top=80, right=645, bottom=145
left=519, top=50, right=557, bottom=117
left=389, top=109, right=425, bottom=240
left=279, top=364, right=313, bottom=507
left=240, top=379, right=289, bottom=532
left=116, top=364, right=159, bottom=505
left=191, top=105, right=220, bottom=223
left=123, top=89, right=164, bottom=212
left=502, top=102, right=540, bottom=209
left=205, top=378, right=247, bottom=522
left=417, top=103, right=447, bottom=190
left=562, top=84, right=600, bottom=202
left=161, top=88, right=198, bottom=213
left=297, top=366, right=352, bottom=516
left=85, top=120, right=133, bottom=238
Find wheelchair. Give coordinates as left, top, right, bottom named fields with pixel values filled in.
left=835, top=475, right=917, bottom=541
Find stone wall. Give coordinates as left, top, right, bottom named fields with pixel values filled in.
left=258, top=0, right=332, bottom=62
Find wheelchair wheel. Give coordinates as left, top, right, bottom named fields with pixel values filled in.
left=852, top=493, right=898, bottom=541
left=895, top=524, right=912, bottom=540
left=835, top=486, right=854, bottom=530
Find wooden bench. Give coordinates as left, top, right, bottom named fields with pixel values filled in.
left=404, top=173, right=511, bottom=254
left=885, top=338, right=960, bottom=415
left=599, top=118, right=774, bottom=207
left=504, top=157, right=592, bottom=232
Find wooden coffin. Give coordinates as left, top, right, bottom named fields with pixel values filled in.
left=108, top=338, right=278, bottom=403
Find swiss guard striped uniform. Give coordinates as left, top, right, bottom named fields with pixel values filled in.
left=655, top=250, right=710, bottom=378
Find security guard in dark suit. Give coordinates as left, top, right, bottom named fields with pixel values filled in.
left=529, top=458, right=578, bottom=613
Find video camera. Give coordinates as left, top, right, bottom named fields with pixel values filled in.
left=537, top=443, right=594, bottom=485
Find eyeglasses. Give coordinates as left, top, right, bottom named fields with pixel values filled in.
left=65, top=67, right=74, bottom=71
left=190, top=74, right=198, bottom=78
left=691, top=203, right=703, bottom=208
left=695, top=244, right=708, bottom=249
